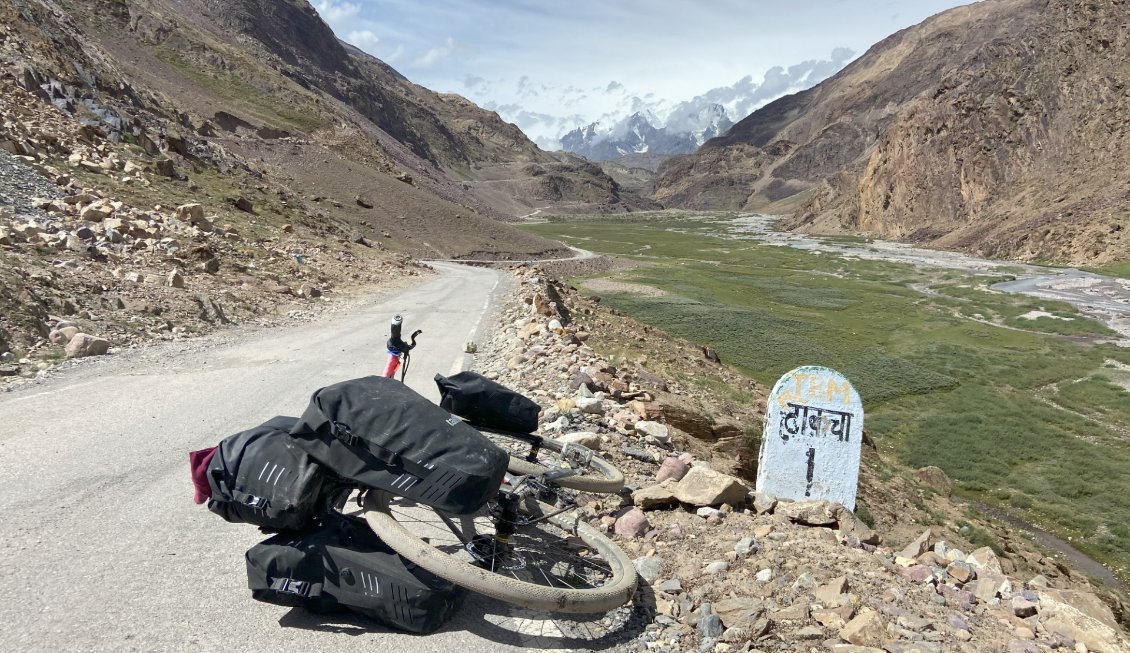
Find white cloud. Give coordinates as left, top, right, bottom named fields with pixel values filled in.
left=313, top=0, right=360, bottom=23
left=413, top=37, right=456, bottom=68
left=346, top=30, right=380, bottom=52
left=385, top=44, right=405, bottom=63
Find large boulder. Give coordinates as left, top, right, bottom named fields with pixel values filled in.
left=673, top=466, right=748, bottom=507
left=713, top=596, right=766, bottom=629
left=778, top=500, right=879, bottom=544
left=613, top=507, right=650, bottom=538
left=1038, top=589, right=1127, bottom=652
left=79, top=200, right=114, bottom=221
left=778, top=500, right=839, bottom=526
left=966, top=546, right=1003, bottom=574
left=632, top=479, right=680, bottom=510
left=64, top=334, right=110, bottom=358
left=655, top=455, right=690, bottom=482
left=897, top=529, right=933, bottom=561
left=913, top=465, right=953, bottom=495
left=635, top=420, right=670, bottom=443
left=1039, top=589, right=1120, bottom=630
left=175, top=203, right=205, bottom=224
left=48, top=326, right=79, bottom=345
left=839, top=610, right=885, bottom=648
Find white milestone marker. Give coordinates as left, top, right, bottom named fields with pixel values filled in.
left=756, top=366, right=864, bottom=510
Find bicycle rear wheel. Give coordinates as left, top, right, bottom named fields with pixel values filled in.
left=362, top=490, right=637, bottom=614
left=475, top=426, right=624, bottom=494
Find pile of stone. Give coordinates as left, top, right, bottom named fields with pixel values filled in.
left=47, top=319, right=110, bottom=358
left=4, top=196, right=232, bottom=261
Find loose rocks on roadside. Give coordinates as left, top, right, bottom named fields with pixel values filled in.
left=467, top=266, right=1130, bottom=653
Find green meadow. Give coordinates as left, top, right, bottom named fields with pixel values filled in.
left=524, top=213, right=1130, bottom=582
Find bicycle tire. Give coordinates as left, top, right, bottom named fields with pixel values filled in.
left=476, top=426, right=625, bottom=494
left=362, top=491, right=637, bottom=614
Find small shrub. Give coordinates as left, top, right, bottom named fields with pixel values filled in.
left=1010, top=493, right=1034, bottom=510
left=958, top=521, right=1005, bottom=557
left=855, top=502, right=876, bottom=528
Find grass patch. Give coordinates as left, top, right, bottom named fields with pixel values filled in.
left=854, top=501, right=876, bottom=528
left=155, top=48, right=325, bottom=133
left=1084, top=261, right=1130, bottom=279
left=934, top=282, right=1116, bottom=337
left=1053, top=375, right=1130, bottom=425
left=957, top=521, right=1006, bottom=556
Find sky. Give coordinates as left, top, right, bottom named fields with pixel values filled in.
left=313, top=1, right=979, bottom=149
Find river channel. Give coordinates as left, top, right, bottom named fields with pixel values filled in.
left=725, top=214, right=1130, bottom=343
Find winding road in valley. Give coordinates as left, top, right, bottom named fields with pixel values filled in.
left=0, top=263, right=610, bottom=653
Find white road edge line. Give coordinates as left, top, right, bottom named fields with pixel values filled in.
left=449, top=273, right=500, bottom=376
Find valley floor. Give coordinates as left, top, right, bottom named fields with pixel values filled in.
left=522, top=211, right=1130, bottom=591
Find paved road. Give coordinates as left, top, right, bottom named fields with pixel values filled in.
left=0, top=263, right=608, bottom=652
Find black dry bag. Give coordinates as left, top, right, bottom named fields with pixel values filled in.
left=245, top=513, right=462, bottom=633
left=290, top=376, right=508, bottom=515
left=203, top=416, right=333, bottom=531
left=434, top=371, right=541, bottom=434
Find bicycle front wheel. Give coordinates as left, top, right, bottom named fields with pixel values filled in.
left=362, top=490, right=637, bottom=614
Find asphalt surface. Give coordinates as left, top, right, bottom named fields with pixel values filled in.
left=0, top=262, right=609, bottom=652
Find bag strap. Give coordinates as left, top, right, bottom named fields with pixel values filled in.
left=209, top=469, right=270, bottom=509
left=330, top=421, right=435, bottom=478
left=269, top=577, right=322, bottom=598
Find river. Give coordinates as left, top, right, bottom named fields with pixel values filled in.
left=724, top=214, right=1130, bottom=342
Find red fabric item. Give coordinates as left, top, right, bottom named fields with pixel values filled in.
left=189, top=447, right=218, bottom=504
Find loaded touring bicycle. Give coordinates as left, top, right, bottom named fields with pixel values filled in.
left=192, top=373, right=636, bottom=631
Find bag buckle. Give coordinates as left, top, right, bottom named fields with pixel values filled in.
left=333, top=421, right=360, bottom=448
left=271, top=578, right=312, bottom=597
left=243, top=494, right=268, bottom=509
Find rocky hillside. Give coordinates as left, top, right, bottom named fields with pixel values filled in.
left=651, top=0, right=1130, bottom=266
left=0, top=57, right=437, bottom=375
left=474, top=266, right=1130, bottom=652
left=12, top=0, right=644, bottom=225
left=0, top=0, right=650, bottom=371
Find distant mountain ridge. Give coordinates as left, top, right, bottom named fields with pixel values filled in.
left=650, top=0, right=1130, bottom=265
left=560, top=105, right=734, bottom=160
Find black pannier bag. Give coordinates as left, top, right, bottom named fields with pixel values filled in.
left=434, top=371, right=541, bottom=434
left=290, top=376, right=508, bottom=515
left=204, top=416, right=332, bottom=531
left=245, top=513, right=462, bottom=633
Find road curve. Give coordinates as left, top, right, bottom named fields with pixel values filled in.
left=0, top=263, right=591, bottom=653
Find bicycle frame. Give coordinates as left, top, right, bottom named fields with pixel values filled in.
left=383, top=351, right=411, bottom=382
left=462, top=465, right=588, bottom=569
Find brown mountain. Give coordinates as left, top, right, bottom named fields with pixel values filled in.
left=7, top=0, right=642, bottom=260
left=651, top=0, right=1129, bottom=265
